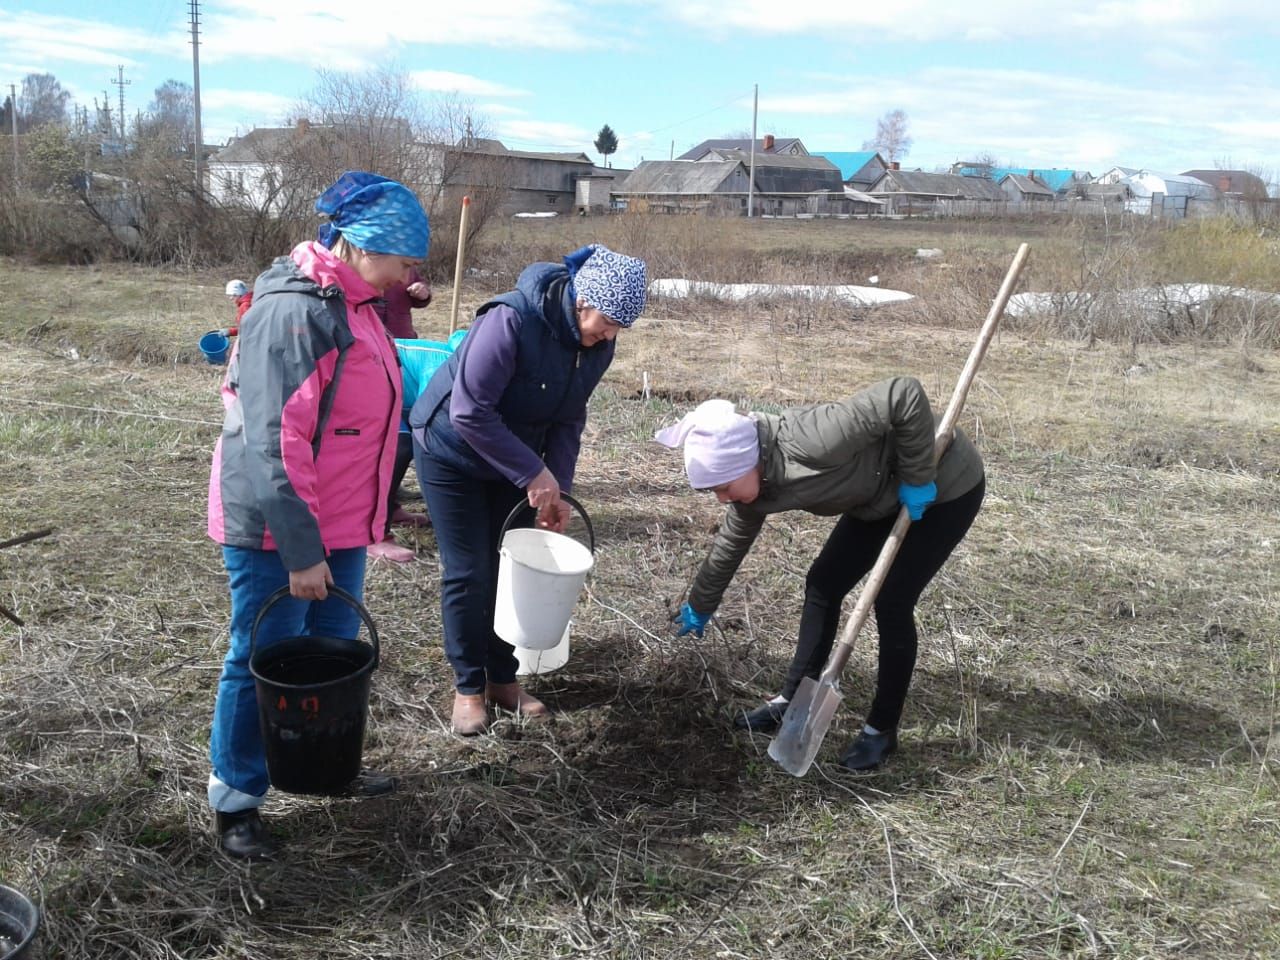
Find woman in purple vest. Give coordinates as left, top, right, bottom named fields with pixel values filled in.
left=409, top=245, right=647, bottom=735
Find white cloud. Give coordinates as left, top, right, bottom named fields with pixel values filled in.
left=200, top=1, right=589, bottom=67
left=0, top=11, right=171, bottom=68
left=497, top=119, right=595, bottom=151
left=653, top=0, right=1277, bottom=44
left=410, top=71, right=528, bottom=98
left=757, top=65, right=1280, bottom=172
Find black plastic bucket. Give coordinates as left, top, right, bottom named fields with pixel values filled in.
left=0, top=884, right=39, bottom=960
left=248, top=586, right=379, bottom=796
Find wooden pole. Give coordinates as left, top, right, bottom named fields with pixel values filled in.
left=448, top=195, right=471, bottom=336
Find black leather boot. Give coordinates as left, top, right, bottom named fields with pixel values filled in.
left=340, top=768, right=398, bottom=798
left=215, top=808, right=275, bottom=860
left=838, top=729, right=899, bottom=771
left=733, top=701, right=789, bottom=733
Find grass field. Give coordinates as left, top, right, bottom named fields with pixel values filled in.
left=1, top=217, right=1278, bottom=959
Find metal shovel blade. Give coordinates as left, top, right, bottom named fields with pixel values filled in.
left=767, top=676, right=843, bottom=777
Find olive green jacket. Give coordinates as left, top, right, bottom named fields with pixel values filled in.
left=687, top=377, right=985, bottom=614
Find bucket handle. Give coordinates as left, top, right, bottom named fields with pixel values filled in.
left=498, top=492, right=595, bottom=555
left=249, top=584, right=380, bottom=669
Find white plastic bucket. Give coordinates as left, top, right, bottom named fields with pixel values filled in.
left=515, top=621, right=571, bottom=675
left=493, top=494, right=595, bottom=652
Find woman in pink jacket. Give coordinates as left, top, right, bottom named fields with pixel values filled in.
left=206, top=171, right=429, bottom=859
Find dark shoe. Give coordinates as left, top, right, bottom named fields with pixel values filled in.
left=340, top=768, right=398, bottom=797
left=734, top=701, right=789, bottom=733
left=216, top=808, right=275, bottom=860
left=838, top=729, right=899, bottom=771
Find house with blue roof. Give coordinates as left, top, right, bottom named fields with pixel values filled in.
left=950, top=160, right=1092, bottom=196
left=813, top=150, right=889, bottom=188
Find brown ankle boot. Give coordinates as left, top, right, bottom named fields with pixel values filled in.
left=486, top=681, right=549, bottom=718
left=451, top=692, right=489, bottom=736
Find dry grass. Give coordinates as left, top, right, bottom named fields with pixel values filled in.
left=1, top=220, right=1278, bottom=959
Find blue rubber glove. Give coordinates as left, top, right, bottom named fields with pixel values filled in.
left=898, top=480, right=937, bottom=521
left=673, top=602, right=712, bottom=638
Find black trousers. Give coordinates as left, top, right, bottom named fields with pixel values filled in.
left=780, top=478, right=985, bottom=731
left=383, top=432, right=415, bottom=538
left=414, top=444, right=527, bottom=694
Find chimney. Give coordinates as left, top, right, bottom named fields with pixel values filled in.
left=763, top=133, right=775, bottom=152
left=891, top=161, right=900, bottom=171
left=1219, top=175, right=1231, bottom=192
left=295, top=117, right=311, bottom=135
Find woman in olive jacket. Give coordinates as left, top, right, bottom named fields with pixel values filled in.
left=656, top=376, right=985, bottom=770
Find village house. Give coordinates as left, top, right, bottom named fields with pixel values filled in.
left=815, top=150, right=889, bottom=190
left=612, top=151, right=848, bottom=216
left=868, top=168, right=1006, bottom=214
left=676, top=134, right=808, bottom=161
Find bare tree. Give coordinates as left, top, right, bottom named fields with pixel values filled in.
left=218, top=68, right=505, bottom=271
left=139, top=80, right=194, bottom=148
left=863, top=109, right=912, bottom=163
left=18, top=73, right=71, bottom=131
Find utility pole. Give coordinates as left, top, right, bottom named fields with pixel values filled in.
left=9, top=83, right=18, bottom=189
left=111, top=65, right=131, bottom=141
left=747, top=83, right=758, bottom=218
left=189, top=0, right=204, bottom=196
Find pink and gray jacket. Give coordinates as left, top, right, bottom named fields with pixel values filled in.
left=207, top=241, right=403, bottom=570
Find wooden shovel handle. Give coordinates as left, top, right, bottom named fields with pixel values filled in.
left=448, top=196, right=471, bottom=336
left=818, top=242, right=1030, bottom=685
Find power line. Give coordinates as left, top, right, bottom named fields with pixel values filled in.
left=111, top=65, right=131, bottom=140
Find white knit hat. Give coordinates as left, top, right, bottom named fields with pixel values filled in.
left=654, top=400, right=759, bottom=489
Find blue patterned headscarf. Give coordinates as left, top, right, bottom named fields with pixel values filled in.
left=315, top=171, right=430, bottom=259
left=564, top=244, right=647, bottom=327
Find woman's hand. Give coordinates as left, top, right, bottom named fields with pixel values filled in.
left=536, top=500, right=571, bottom=534
left=289, top=560, right=333, bottom=601
left=526, top=467, right=561, bottom=511
left=406, top=281, right=432, bottom=304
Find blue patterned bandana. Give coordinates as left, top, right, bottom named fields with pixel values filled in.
left=315, top=171, right=430, bottom=259
left=565, top=244, right=647, bottom=327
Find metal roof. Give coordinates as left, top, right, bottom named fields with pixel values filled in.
left=676, top=137, right=805, bottom=161
left=1180, top=169, right=1269, bottom=196
left=613, top=160, right=742, bottom=195
left=999, top=173, right=1055, bottom=197
left=212, top=127, right=312, bottom=163
left=1121, top=171, right=1221, bottom=200
left=871, top=170, right=1007, bottom=200
left=815, top=151, right=885, bottom=181
left=989, top=167, right=1085, bottom=192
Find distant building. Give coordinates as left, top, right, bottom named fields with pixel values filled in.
left=1093, top=166, right=1140, bottom=185
left=449, top=138, right=618, bottom=215
left=868, top=169, right=1006, bottom=213
left=677, top=134, right=807, bottom=161
left=207, top=120, right=339, bottom=208
left=998, top=173, right=1055, bottom=203
left=1119, top=171, right=1221, bottom=217
left=208, top=122, right=616, bottom=216
left=613, top=153, right=849, bottom=215
left=815, top=150, right=888, bottom=189
left=1180, top=169, right=1269, bottom=199
left=954, top=162, right=1092, bottom=196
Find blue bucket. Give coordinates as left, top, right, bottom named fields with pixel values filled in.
left=199, top=330, right=230, bottom=365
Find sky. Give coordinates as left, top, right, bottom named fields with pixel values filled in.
left=3, top=0, right=1280, bottom=177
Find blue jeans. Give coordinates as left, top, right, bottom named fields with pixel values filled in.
left=414, top=440, right=525, bottom=694
left=208, top=545, right=367, bottom=812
